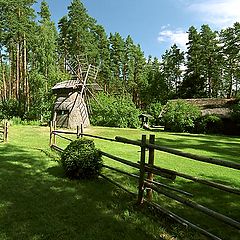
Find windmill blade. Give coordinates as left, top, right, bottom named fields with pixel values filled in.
left=85, top=87, right=104, bottom=109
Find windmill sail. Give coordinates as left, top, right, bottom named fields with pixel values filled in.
left=52, top=55, right=100, bottom=129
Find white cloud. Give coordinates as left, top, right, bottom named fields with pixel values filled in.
left=187, top=0, right=240, bottom=28
left=157, top=28, right=188, bottom=50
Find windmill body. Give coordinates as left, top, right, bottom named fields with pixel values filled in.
left=52, top=56, right=99, bottom=129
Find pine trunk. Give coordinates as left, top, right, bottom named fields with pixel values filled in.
left=0, top=51, right=7, bottom=100
left=16, top=42, right=20, bottom=100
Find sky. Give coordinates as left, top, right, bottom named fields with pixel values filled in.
left=34, top=0, right=240, bottom=59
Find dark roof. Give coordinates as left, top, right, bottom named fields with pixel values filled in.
left=139, top=113, right=154, bottom=119
left=170, top=98, right=237, bottom=109
left=167, top=98, right=237, bottom=118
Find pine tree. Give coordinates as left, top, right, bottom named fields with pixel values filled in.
left=144, top=57, right=168, bottom=105
left=219, top=22, right=240, bottom=98
left=199, top=24, right=221, bottom=97
left=94, top=25, right=111, bottom=92
left=180, top=26, right=204, bottom=98
left=0, top=0, right=36, bottom=114
left=109, top=32, right=125, bottom=92
left=66, top=0, right=98, bottom=62
left=161, top=44, right=184, bottom=97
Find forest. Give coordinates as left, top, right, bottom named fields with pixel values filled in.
left=0, top=0, right=240, bottom=122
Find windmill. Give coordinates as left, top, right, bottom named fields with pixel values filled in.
left=52, top=55, right=101, bottom=129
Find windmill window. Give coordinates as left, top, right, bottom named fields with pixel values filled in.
left=57, top=110, right=69, bottom=116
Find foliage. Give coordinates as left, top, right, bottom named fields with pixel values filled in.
left=231, top=100, right=240, bottom=123
left=7, top=117, right=41, bottom=126
left=0, top=99, right=24, bottom=119
left=162, top=100, right=201, bottom=132
left=0, top=0, right=240, bottom=123
left=61, top=138, right=102, bottom=179
left=145, top=102, right=162, bottom=125
left=90, top=93, right=140, bottom=128
left=161, top=44, right=184, bottom=97
left=195, top=115, right=223, bottom=134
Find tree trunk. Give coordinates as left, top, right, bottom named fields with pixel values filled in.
left=0, top=50, right=7, bottom=100
left=16, top=42, right=20, bottom=100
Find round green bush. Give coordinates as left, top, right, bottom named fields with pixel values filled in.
left=162, top=100, right=201, bottom=132
left=61, top=138, right=102, bottom=179
left=196, top=115, right=223, bottom=134
left=89, top=93, right=140, bottom=128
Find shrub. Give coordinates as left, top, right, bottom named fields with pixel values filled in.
left=162, top=100, right=201, bottom=132
left=60, top=138, right=102, bottom=179
left=145, top=102, right=162, bottom=126
left=0, top=99, right=23, bottom=120
left=231, top=100, right=240, bottom=124
left=196, top=115, right=224, bottom=134
left=90, top=93, right=140, bottom=128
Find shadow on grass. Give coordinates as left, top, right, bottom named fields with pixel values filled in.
left=0, top=144, right=162, bottom=240
left=103, top=166, right=240, bottom=240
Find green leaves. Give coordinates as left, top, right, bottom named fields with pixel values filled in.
left=90, top=93, right=140, bottom=128
left=162, top=100, right=201, bottom=133
left=61, top=138, right=103, bottom=179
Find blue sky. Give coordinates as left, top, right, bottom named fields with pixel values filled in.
left=34, top=0, right=240, bottom=58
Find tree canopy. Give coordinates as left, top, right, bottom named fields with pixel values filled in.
left=0, top=0, right=239, bottom=121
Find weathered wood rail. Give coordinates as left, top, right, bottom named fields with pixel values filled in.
left=0, top=122, right=8, bottom=143
left=49, top=121, right=240, bottom=240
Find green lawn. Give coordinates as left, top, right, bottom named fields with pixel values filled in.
left=0, top=125, right=239, bottom=240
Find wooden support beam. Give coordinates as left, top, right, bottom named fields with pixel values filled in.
left=146, top=201, right=222, bottom=240
left=49, top=121, right=53, bottom=147
left=138, top=135, right=146, bottom=205
left=149, top=184, right=240, bottom=230
left=147, top=134, right=155, bottom=201
left=101, top=151, right=140, bottom=169
left=145, top=165, right=240, bottom=195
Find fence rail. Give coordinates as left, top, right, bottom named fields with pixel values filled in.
left=49, top=121, right=240, bottom=240
left=0, top=122, right=8, bottom=143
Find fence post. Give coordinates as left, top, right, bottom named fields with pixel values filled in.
left=4, top=122, right=8, bottom=143
left=53, top=121, right=56, bottom=145
left=49, top=121, right=53, bottom=146
left=138, top=134, right=146, bottom=205
left=81, top=124, right=83, bottom=138
left=77, top=125, right=80, bottom=139
left=147, top=134, right=155, bottom=201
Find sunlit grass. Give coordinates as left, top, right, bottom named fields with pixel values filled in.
left=0, top=125, right=239, bottom=239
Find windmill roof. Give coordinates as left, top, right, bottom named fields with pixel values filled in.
left=52, top=80, right=102, bottom=93
left=52, top=80, right=79, bottom=92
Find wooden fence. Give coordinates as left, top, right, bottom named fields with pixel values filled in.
left=49, top=121, right=240, bottom=240
left=0, top=122, right=8, bottom=143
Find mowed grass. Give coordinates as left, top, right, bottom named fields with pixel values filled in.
left=0, top=125, right=239, bottom=240
left=0, top=125, right=194, bottom=240
left=57, top=126, right=240, bottom=239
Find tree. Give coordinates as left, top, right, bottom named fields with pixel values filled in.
left=109, top=32, right=125, bottom=92
left=180, top=26, right=205, bottom=98
left=144, top=57, right=168, bottom=105
left=199, top=25, right=221, bottom=97
left=66, top=0, right=98, bottom=62
left=94, top=25, right=111, bottom=92
left=0, top=0, right=36, bottom=115
left=219, top=22, right=240, bottom=98
left=161, top=44, right=184, bottom=98
left=27, top=0, right=60, bottom=119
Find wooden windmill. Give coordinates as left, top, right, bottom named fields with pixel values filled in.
left=52, top=55, right=100, bottom=129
